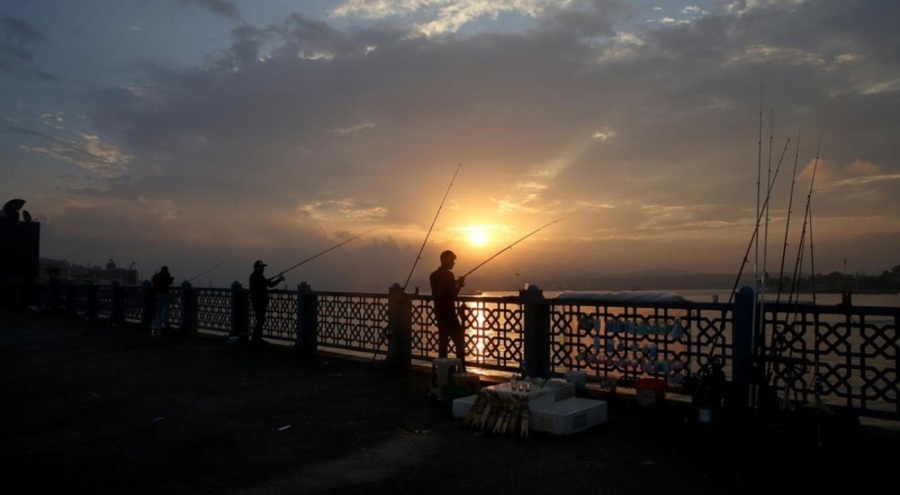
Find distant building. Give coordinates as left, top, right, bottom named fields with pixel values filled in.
left=0, top=199, right=40, bottom=282
left=39, top=258, right=139, bottom=285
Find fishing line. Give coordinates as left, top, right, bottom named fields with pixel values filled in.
left=461, top=218, right=563, bottom=279
left=187, top=261, right=226, bottom=283
left=402, top=163, right=462, bottom=291
left=273, top=229, right=376, bottom=279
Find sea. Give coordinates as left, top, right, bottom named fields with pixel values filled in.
left=479, top=289, right=900, bottom=307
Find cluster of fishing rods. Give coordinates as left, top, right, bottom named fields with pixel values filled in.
left=180, top=163, right=561, bottom=289
left=728, top=86, right=824, bottom=309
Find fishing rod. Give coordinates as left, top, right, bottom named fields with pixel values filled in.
left=187, top=261, right=226, bottom=283
left=403, top=163, right=462, bottom=291
left=776, top=129, right=802, bottom=302
left=763, top=129, right=803, bottom=384
left=460, top=218, right=563, bottom=279
left=727, top=136, right=791, bottom=306
left=272, top=229, right=376, bottom=279
left=787, top=133, right=823, bottom=305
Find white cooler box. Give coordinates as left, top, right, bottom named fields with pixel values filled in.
left=452, top=393, right=607, bottom=435
left=530, top=397, right=607, bottom=435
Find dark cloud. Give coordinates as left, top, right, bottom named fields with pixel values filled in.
left=0, top=15, right=44, bottom=62
left=177, top=0, right=241, bottom=20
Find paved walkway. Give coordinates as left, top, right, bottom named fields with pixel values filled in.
left=2, top=308, right=897, bottom=495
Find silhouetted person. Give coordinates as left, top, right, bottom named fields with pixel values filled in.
left=429, top=250, right=466, bottom=368
left=248, top=260, right=284, bottom=346
left=151, top=266, right=174, bottom=334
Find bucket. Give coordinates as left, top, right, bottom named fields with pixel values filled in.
left=634, top=378, right=667, bottom=406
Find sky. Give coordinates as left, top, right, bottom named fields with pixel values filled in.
left=2, top=0, right=899, bottom=292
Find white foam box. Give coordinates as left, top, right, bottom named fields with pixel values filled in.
left=545, top=379, right=576, bottom=401
left=452, top=394, right=478, bottom=419
left=530, top=398, right=608, bottom=435
left=450, top=380, right=575, bottom=419
left=450, top=382, right=553, bottom=420
left=452, top=394, right=608, bottom=436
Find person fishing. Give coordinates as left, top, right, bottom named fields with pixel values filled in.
left=248, top=260, right=284, bottom=346
left=151, top=265, right=174, bottom=335
left=429, top=250, right=467, bottom=369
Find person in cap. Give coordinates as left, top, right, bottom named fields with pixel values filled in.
left=247, top=260, right=284, bottom=346
left=429, top=250, right=467, bottom=367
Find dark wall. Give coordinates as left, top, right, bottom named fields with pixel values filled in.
left=0, top=221, right=40, bottom=281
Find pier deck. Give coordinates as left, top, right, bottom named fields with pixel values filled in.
left=1, top=309, right=897, bottom=495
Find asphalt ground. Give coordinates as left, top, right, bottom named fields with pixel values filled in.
left=2, top=308, right=898, bottom=495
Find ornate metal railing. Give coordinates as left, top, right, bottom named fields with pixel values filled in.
left=315, top=291, right=389, bottom=354
left=251, top=289, right=298, bottom=341
left=2, top=281, right=897, bottom=421
left=759, top=302, right=898, bottom=419
left=409, top=295, right=526, bottom=372
left=194, top=288, right=232, bottom=332
left=548, top=298, right=730, bottom=385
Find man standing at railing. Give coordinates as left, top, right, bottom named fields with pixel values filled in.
left=248, top=260, right=284, bottom=346
left=151, top=266, right=174, bottom=336
left=430, top=250, right=466, bottom=369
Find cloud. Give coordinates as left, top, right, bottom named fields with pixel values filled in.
left=177, top=0, right=241, bottom=20
left=7, top=0, right=900, bottom=287
left=9, top=125, right=132, bottom=177
left=0, top=15, right=44, bottom=62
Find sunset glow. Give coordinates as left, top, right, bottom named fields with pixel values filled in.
left=2, top=1, right=898, bottom=291
left=463, top=225, right=491, bottom=247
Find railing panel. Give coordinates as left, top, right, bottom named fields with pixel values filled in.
left=760, top=302, right=899, bottom=419
left=167, top=287, right=183, bottom=328
left=410, top=295, right=525, bottom=372
left=548, top=299, right=731, bottom=387
left=122, top=286, right=144, bottom=322
left=315, top=292, right=389, bottom=353
left=195, top=288, right=232, bottom=332
left=252, top=290, right=297, bottom=341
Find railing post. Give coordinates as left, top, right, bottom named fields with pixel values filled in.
left=385, top=283, right=412, bottom=371
left=521, top=284, right=551, bottom=379
left=111, top=281, right=125, bottom=323
left=731, top=285, right=755, bottom=410
left=230, top=281, right=249, bottom=339
left=141, top=280, right=154, bottom=328
left=295, top=282, right=318, bottom=356
left=85, top=281, right=98, bottom=320
left=180, top=281, right=198, bottom=333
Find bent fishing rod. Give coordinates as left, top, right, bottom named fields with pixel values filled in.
left=187, top=261, right=226, bottom=283
left=272, top=228, right=376, bottom=279
left=402, top=163, right=462, bottom=290
left=460, top=218, right=563, bottom=279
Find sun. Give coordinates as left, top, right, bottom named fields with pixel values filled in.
left=463, top=225, right=490, bottom=246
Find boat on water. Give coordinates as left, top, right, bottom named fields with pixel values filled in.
left=460, top=288, right=483, bottom=296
